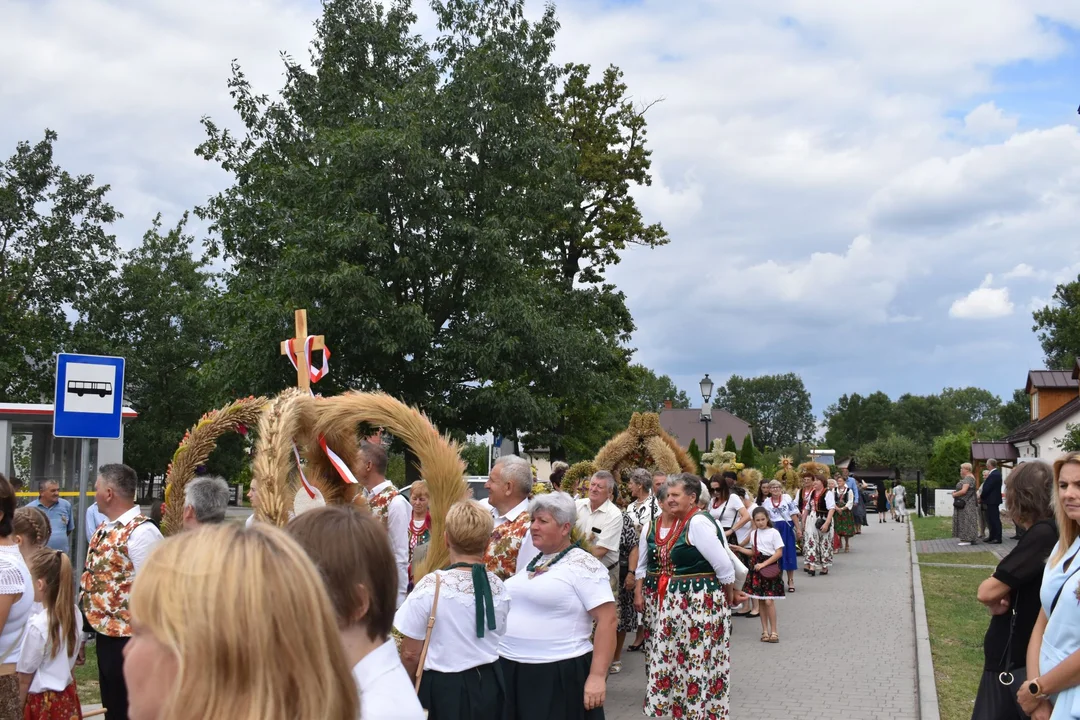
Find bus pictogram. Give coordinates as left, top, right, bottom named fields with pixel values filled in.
left=67, top=380, right=113, bottom=398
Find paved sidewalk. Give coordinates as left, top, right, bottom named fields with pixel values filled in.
left=916, top=535, right=1017, bottom=559
left=606, top=520, right=918, bottom=719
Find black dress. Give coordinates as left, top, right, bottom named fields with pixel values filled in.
left=972, top=518, right=1058, bottom=720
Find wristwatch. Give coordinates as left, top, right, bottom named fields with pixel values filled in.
left=1027, top=677, right=1045, bottom=698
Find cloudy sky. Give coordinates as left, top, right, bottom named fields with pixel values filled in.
left=4, top=0, right=1080, bottom=416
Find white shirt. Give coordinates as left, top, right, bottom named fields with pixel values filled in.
left=17, top=606, right=83, bottom=692
left=103, top=506, right=164, bottom=574
left=500, top=548, right=613, bottom=663
left=574, top=499, right=622, bottom=569
left=370, top=480, right=411, bottom=608
left=394, top=568, right=510, bottom=672
left=85, top=503, right=109, bottom=544
left=710, top=495, right=743, bottom=529
left=634, top=513, right=736, bottom=584
left=0, top=544, right=33, bottom=664
left=807, top=490, right=837, bottom=516
left=746, top=528, right=784, bottom=557
left=763, top=495, right=799, bottom=525
left=490, top=499, right=538, bottom=577
left=351, top=639, right=425, bottom=720
left=736, top=502, right=758, bottom=544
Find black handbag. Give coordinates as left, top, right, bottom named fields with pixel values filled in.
left=954, top=497, right=967, bottom=510
left=971, top=595, right=1025, bottom=720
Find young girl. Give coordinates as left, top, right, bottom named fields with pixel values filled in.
left=734, top=507, right=785, bottom=643
left=12, top=507, right=52, bottom=561
left=16, top=548, right=82, bottom=718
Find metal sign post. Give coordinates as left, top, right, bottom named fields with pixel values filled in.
left=74, top=439, right=91, bottom=587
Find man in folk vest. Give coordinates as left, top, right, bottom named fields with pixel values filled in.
left=356, top=440, right=410, bottom=608
left=80, top=463, right=163, bottom=720
left=483, top=454, right=537, bottom=581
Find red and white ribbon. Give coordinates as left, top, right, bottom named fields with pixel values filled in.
left=285, top=335, right=330, bottom=385
left=292, top=444, right=318, bottom=499
left=320, top=436, right=359, bottom=485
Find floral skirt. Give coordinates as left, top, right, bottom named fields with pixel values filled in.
left=804, top=519, right=834, bottom=570
left=642, top=579, right=731, bottom=719
left=744, top=552, right=786, bottom=599
left=22, top=682, right=82, bottom=720
left=834, top=508, right=856, bottom=538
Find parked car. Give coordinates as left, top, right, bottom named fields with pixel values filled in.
left=862, top=483, right=879, bottom=513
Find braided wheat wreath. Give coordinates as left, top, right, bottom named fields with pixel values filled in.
left=250, top=390, right=467, bottom=578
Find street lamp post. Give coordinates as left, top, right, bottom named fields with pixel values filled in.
left=699, top=373, right=714, bottom=448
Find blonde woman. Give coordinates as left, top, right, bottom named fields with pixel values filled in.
left=407, top=481, right=432, bottom=591
left=1019, top=452, right=1080, bottom=719
left=123, top=523, right=358, bottom=720
left=396, top=500, right=510, bottom=720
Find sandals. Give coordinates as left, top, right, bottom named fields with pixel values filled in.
left=769, top=633, right=779, bottom=643
left=627, top=641, right=644, bottom=652
left=820, top=569, right=829, bottom=576
left=609, top=661, right=622, bottom=675
left=760, top=633, right=770, bottom=642
left=747, top=612, right=760, bottom=619
left=787, top=585, right=796, bottom=593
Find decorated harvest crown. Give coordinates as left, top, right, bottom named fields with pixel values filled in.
left=797, top=461, right=830, bottom=481
left=701, top=438, right=742, bottom=478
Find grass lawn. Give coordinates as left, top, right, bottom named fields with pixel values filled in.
left=913, top=515, right=953, bottom=540
left=74, top=642, right=101, bottom=705
left=919, top=552, right=999, bottom=566
left=921, top=565, right=987, bottom=720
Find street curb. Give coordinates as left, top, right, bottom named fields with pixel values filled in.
left=910, top=520, right=942, bottom=720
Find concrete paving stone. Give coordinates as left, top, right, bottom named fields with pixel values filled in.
left=605, top=521, right=918, bottom=720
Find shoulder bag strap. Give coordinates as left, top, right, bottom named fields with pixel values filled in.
left=414, top=573, right=442, bottom=692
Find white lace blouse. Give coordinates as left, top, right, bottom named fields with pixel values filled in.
left=0, top=544, right=33, bottom=664
left=499, top=547, right=614, bottom=663
left=394, top=568, right=510, bottom=673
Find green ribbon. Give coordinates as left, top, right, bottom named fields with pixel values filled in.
left=445, top=562, right=498, bottom=638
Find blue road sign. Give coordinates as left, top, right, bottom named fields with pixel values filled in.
left=53, top=353, right=126, bottom=439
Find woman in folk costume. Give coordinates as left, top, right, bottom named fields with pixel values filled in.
left=799, top=463, right=837, bottom=577
left=831, top=476, right=856, bottom=553
left=762, top=479, right=801, bottom=593
left=634, top=473, right=738, bottom=720
left=406, top=481, right=432, bottom=593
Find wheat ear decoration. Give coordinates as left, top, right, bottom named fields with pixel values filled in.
left=252, top=389, right=319, bottom=526
left=161, top=396, right=267, bottom=536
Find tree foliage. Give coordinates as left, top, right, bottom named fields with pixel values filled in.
left=998, top=388, right=1031, bottom=435
left=1033, top=275, right=1080, bottom=371
left=723, top=434, right=737, bottom=454
left=926, top=430, right=974, bottom=488
left=738, top=433, right=757, bottom=469
left=195, top=0, right=663, bottom=465
left=0, top=130, right=119, bottom=401
left=854, top=434, right=927, bottom=478
left=714, top=373, right=815, bottom=451
left=823, top=391, right=893, bottom=459
left=687, top=438, right=703, bottom=476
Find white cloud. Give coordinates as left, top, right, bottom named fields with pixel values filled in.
left=1005, top=263, right=1037, bottom=279
left=949, top=275, right=1015, bottom=319
left=962, top=102, right=1019, bottom=139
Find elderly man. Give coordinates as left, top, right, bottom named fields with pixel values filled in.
left=182, top=475, right=231, bottom=530
left=27, top=479, right=75, bottom=553
left=575, top=470, right=623, bottom=588
left=80, top=463, right=164, bottom=720
left=982, top=459, right=1003, bottom=544
left=356, top=440, right=410, bottom=608
left=483, top=454, right=537, bottom=580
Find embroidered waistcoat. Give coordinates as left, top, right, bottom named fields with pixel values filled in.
left=80, top=515, right=150, bottom=637
left=368, top=486, right=399, bottom=528
left=644, top=511, right=721, bottom=594
left=484, top=512, right=531, bottom=581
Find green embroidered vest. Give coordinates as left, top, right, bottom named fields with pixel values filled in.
left=644, top=511, right=722, bottom=593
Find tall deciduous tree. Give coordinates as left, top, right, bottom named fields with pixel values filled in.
left=855, top=434, right=927, bottom=479
left=926, top=430, right=973, bottom=487
left=823, top=391, right=894, bottom=459
left=939, top=386, right=1003, bottom=436
left=0, top=130, right=119, bottom=401
left=1033, top=275, right=1080, bottom=370
left=998, top=388, right=1031, bottom=435
left=714, top=373, right=816, bottom=451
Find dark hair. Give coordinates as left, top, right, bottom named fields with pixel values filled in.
left=722, top=471, right=738, bottom=483
left=709, top=476, right=731, bottom=503
left=288, top=506, right=397, bottom=642
left=359, top=441, right=389, bottom=476
left=0, top=473, right=16, bottom=537
left=99, top=463, right=138, bottom=500
left=1006, top=461, right=1054, bottom=529
left=751, top=505, right=774, bottom=529
left=550, top=465, right=568, bottom=485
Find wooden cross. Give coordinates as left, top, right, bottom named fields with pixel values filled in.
left=279, top=309, right=325, bottom=391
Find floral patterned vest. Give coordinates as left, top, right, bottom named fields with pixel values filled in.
left=368, top=485, right=399, bottom=528
left=80, top=515, right=150, bottom=637
left=484, top=511, right=531, bottom=581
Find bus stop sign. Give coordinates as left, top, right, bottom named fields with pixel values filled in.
left=53, top=353, right=126, bottom=439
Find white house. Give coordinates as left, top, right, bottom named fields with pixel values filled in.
left=982, top=362, right=1080, bottom=465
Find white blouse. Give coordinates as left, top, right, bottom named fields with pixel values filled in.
left=710, top=496, right=742, bottom=528
left=745, top=528, right=784, bottom=557
left=499, top=548, right=614, bottom=663
left=394, top=568, right=510, bottom=673
left=351, top=640, right=425, bottom=720
left=806, top=490, right=836, bottom=515
left=634, top=513, right=737, bottom=584
left=834, top=487, right=855, bottom=511
left=736, top=502, right=758, bottom=544
left=763, top=495, right=799, bottom=524
left=17, top=606, right=83, bottom=692
left=0, top=544, right=33, bottom=664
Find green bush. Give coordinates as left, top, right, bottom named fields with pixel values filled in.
left=724, top=435, right=737, bottom=453
left=738, top=434, right=757, bottom=468
left=688, top=438, right=704, bottom=475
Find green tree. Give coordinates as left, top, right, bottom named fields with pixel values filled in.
left=998, top=388, right=1031, bottom=435
left=196, top=0, right=661, bottom=473
left=460, top=441, right=489, bottom=476
left=714, top=373, right=816, bottom=451
left=855, top=434, right=927, bottom=479
left=926, top=430, right=974, bottom=488
left=891, top=394, right=951, bottom=447
left=723, top=434, right=737, bottom=453
left=74, top=214, right=224, bottom=476
left=0, top=130, right=120, bottom=401
left=823, top=391, right=894, bottom=459
left=1033, top=275, right=1080, bottom=370
left=687, top=438, right=703, bottom=475
left=939, top=386, right=1003, bottom=436
left=739, top=434, right=757, bottom=468
left=627, top=364, right=690, bottom=413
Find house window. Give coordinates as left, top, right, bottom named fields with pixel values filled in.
left=1031, top=392, right=1039, bottom=420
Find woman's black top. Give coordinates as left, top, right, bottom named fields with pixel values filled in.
left=982, top=518, right=1058, bottom=671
